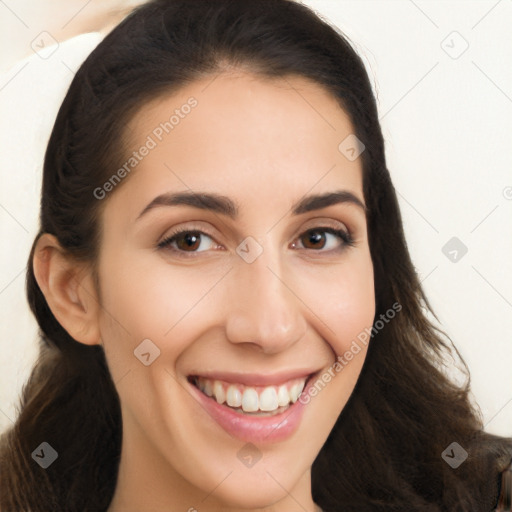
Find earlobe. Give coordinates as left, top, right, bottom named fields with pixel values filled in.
left=32, top=233, right=101, bottom=346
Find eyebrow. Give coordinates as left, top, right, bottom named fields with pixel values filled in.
left=136, top=189, right=366, bottom=221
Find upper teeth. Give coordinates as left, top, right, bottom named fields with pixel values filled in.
left=195, top=376, right=307, bottom=413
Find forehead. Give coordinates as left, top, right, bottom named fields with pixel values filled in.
left=106, top=71, right=364, bottom=223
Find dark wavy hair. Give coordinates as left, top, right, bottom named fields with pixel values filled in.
left=1, top=1, right=511, bottom=510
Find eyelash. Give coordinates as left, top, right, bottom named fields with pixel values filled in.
left=156, top=224, right=355, bottom=258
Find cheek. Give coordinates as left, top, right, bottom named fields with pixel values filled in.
left=95, top=251, right=228, bottom=372
left=97, top=244, right=375, bottom=368
left=97, top=252, right=195, bottom=335
left=299, top=252, right=375, bottom=356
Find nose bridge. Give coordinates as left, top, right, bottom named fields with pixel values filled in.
left=225, top=237, right=307, bottom=352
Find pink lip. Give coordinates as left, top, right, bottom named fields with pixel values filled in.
left=186, top=368, right=317, bottom=387
left=187, top=372, right=319, bottom=444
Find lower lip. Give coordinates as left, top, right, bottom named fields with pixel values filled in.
left=187, top=374, right=316, bottom=444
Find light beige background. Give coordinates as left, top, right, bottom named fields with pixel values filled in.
left=1, top=0, right=511, bottom=439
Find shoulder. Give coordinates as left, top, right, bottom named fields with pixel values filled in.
left=461, top=432, right=512, bottom=511
left=479, top=433, right=512, bottom=511
left=495, top=457, right=512, bottom=511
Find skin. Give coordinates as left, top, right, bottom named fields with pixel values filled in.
left=33, top=71, right=375, bottom=512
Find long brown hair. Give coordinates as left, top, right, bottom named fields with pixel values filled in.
left=1, top=1, right=511, bottom=510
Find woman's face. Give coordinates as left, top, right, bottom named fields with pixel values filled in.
left=97, top=71, right=375, bottom=510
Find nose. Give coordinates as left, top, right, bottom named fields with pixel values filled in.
left=224, top=240, right=308, bottom=354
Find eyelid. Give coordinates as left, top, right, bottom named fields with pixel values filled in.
left=157, top=218, right=351, bottom=246
left=302, top=217, right=349, bottom=232
left=156, top=221, right=218, bottom=247
left=156, top=218, right=354, bottom=258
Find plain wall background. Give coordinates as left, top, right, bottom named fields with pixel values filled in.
left=1, top=0, right=511, bottom=438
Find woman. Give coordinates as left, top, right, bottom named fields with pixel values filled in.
left=0, top=0, right=510, bottom=510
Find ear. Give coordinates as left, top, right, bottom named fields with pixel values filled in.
left=32, top=233, right=101, bottom=346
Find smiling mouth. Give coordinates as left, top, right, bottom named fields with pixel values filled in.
left=187, top=373, right=316, bottom=416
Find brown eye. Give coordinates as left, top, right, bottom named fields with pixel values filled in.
left=174, top=232, right=201, bottom=251
left=157, top=225, right=354, bottom=258
left=157, top=229, right=218, bottom=255
left=295, top=227, right=353, bottom=252
left=301, top=229, right=327, bottom=249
